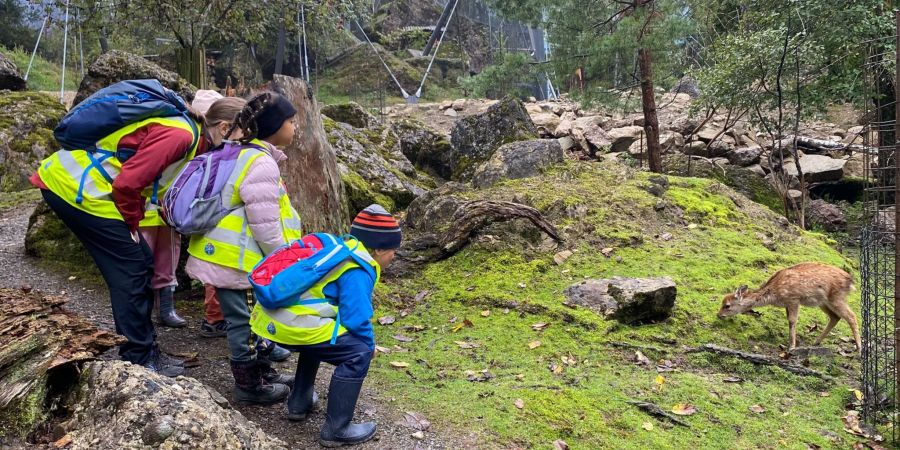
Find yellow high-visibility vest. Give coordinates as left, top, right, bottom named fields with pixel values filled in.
left=187, top=140, right=303, bottom=272
left=250, top=239, right=380, bottom=346
left=37, top=116, right=201, bottom=222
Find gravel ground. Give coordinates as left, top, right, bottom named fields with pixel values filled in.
left=1, top=201, right=472, bottom=450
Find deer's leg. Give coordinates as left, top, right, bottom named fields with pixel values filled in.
left=814, top=305, right=840, bottom=346
left=786, top=305, right=799, bottom=350
left=831, top=302, right=862, bottom=351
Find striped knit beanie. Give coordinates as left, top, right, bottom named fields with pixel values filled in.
left=350, top=204, right=402, bottom=250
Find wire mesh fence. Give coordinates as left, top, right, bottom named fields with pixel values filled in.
left=860, top=15, right=900, bottom=442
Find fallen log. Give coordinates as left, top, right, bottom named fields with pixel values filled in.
left=781, top=135, right=869, bottom=154
left=441, top=200, right=563, bottom=255
left=627, top=400, right=690, bottom=427
left=687, top=343, right=827, bottom=378
left=0, top=288, right=122, bottom=439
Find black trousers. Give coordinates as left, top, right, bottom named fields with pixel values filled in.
left=283, top=333, right=374, bottom=380
left=42, top=189, right=156, bottom=365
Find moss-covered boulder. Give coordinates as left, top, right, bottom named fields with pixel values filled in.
left=0, top=51, right=26, bottom=91
left=449, top=97, right=538, bottom=181
left=391, top=118, right=454, bottom=180
left=0, top=91, right=66, bottom=192
left=324, top=117, right=431, bottom=215
left=24, top=202, right=97, bottom=280
left=472, top=139, right=564, bottom=188
left=74, top=50, right=196, bottom=106
left=321, top=102, right=376, bottom=129
left=663, top=153, right=782, bottom=212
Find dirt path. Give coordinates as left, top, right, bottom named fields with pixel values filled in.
left=0, top=202, right=459, bottom=449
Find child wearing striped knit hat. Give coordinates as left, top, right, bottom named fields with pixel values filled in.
left=279, top=204, right=402, bottom=447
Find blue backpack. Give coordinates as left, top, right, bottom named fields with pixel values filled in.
left=54, top=79, right=198, bottom=155
left=249, top=233, right=377, bottom=310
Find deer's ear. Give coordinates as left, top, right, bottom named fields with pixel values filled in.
left=736, top=285, right=749, bottom=297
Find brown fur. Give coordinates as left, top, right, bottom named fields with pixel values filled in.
left=718, top=262, right=860, bottom=351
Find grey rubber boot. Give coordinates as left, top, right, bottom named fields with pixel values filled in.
left=157, top=286, right=187, bottom=328
left=319, top=376, right=376, bottom=447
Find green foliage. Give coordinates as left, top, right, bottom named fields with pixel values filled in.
left=0, top=0, right=38, bottom=52
left=458, top=52, right=538, bottom=99
left=2, top=46, right=79, bottom=92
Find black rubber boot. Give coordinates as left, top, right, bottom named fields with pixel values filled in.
left=258, top=356, right=295, bottom=388
left=319, top=376, right=376, bottom=447
left=287, top=358, right=320, bottom=421
left=230, top=359, right=289, bottom=405
left=157, top=286, right=187, bottom=328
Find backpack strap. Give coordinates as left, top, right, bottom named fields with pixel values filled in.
left=75, top=150, right=115, bottom=204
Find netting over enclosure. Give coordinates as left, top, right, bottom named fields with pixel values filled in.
left=861, top=13, right=900, bottom=442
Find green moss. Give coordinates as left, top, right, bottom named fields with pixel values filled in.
left=369, top=160, right=858, bottom=449
left=341, top=169, right=396, bottom=216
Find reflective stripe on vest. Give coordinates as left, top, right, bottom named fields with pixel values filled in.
left=37, top=116, right=200, bottom=221
left=187, top=140, right=303, bottom=272
left=249, top=241, right=380, bottom=346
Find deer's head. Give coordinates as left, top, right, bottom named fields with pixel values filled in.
left=717, top=285, right=755, bottom=318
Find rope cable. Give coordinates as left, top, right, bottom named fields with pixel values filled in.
left=354, top=19, right=410, bottom=98
left=25, top=16, right=49, bottom=81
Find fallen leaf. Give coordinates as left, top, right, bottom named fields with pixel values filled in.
left=455, top=341, right=480, bottom=349
left=481, top=310, right=491, bottom=317
left=465, top=286, right=475, bottom=291
left=67, top=276, right=77, bottom=281
left=806, top=444, right=821, bottom=450
left=687, top=223, right=698, bottom=229
left=375, top=345, right=391, bottom=354
left=553, top=250, right=573, bottom=265
left=514, top=399, right=525, bottom=409
left=655, top=374, right=665, bottom=391
left=723, top=376, right=743, bottom=383
left=850, top=389, right=864, bottom=402
left=463, top=318, right=474, bottom=327
left=642, top=421, right=654, bottom=431
left=411, top=431, right=425, bottom=440
left=749, top=405, right=766, bottom=414
left=400, top=309, right=410, bottom=317
left=53, top=434, right=72, bottom=448
left=656, top=359, right=677, bottom=373
left=671, top=403, right=697, bottom=416
left=601, top=247, right=615, bottom=257
left=819, top=391, right=830, bottom=397
left=660, top=233, right=673, bottom=241
left=392, top=334, right=414, bottom=343
left=531, top=322, right=549, bottom=331
left=377, top=316, right=396, bottom=325
left=515, top=374, right=525, bottom=381
left=397, top=411, right=431, bottom=431
left=414, top=290, right=430, bottom=302
left=390, top=361, right=410, bottom=368
left=403, top=325, right=426, bottom=333
left=518, top=283, right=527, bottom=289
left=528, top=340, right=542, bottom=349
left=634, top=351, right=652, bottom=366
left=549, top=362, right=564, bottom=374
left=553, top=439, right=569, bottom=450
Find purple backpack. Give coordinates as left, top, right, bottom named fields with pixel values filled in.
left=161, top=141, right=260, bottom=235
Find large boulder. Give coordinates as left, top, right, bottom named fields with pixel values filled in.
left=782, top=154, right=846, bottom=183
left=74, top=50, right=196, bottom=106
left=321, top=102, right=377, bottom=129
left=564, top=277, right=677, bottom=324
left=325, top=117, right=427, bottom=215
left=806, top=199, right=847, bottom=232
left=0, top=52, right=26, bottom=91
left=449, top=98, right=538, bottom=180
left=571, top=116, right=611, bottom=153
left=25, top=202, right=95, bottom=276
left=391, top=118, right=454, bottom=180
left=727, top=146, right=763, bottom=167
left=62, top=360, right=287, bottom=449
left=0, top=91, right=66, bottom=192
left=530, top=112, right=561, bottom=137
left=472, top=139, right=564, bottom=188
left=606, top=126, right=644, bottom=153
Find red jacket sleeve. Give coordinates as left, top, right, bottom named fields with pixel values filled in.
left=111, top=124, right=196, bottom=230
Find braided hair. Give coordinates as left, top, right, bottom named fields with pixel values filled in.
left=225, top=92, right=275, bottom=143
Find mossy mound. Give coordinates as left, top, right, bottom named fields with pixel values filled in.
left=663, top=153, right=783, bottom=213
left=0, top=91, right=66, bottom=192
left=371, top=160, right=858, bottom=449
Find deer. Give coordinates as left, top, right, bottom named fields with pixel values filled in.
left=717, top=262, right=861, bottom=352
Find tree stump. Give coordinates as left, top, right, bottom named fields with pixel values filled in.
left=267, top=75, right=349, bottom=234
left=0, top=289, right=121, bottom=439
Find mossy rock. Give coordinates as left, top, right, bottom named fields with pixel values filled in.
left=391, top=118, right=454, bottom=180
left=24, top=202, right=100, bottom=282
left=663, top=154, right=782, bottom=213
left=321, top=102, right=376, bottom=129
left=449, top=97, right=538, bottom=181
left=341, top=169, right=397, bottom=217
left=0, top=91, right=66, bottom=192
left=74, top=50, right=196, bottom=106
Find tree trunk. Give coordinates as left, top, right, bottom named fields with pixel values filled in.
left=274, top=20, right=286, bottom=75
left=638, top=47, right=662, bottom=173
left=175, top=46, right=207, bottom=89
left=267, top=75, right=349, bottom=234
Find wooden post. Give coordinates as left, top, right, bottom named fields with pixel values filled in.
left=267, top=75, right=349, bottom=234
left=175, top=47, right=207, bottom=89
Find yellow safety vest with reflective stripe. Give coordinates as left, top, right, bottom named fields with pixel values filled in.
left=187, top=140, right=303, bottom=273
left=37, top=116, right=201, bottom=222
left=250, top=240, right=381, bottom=346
